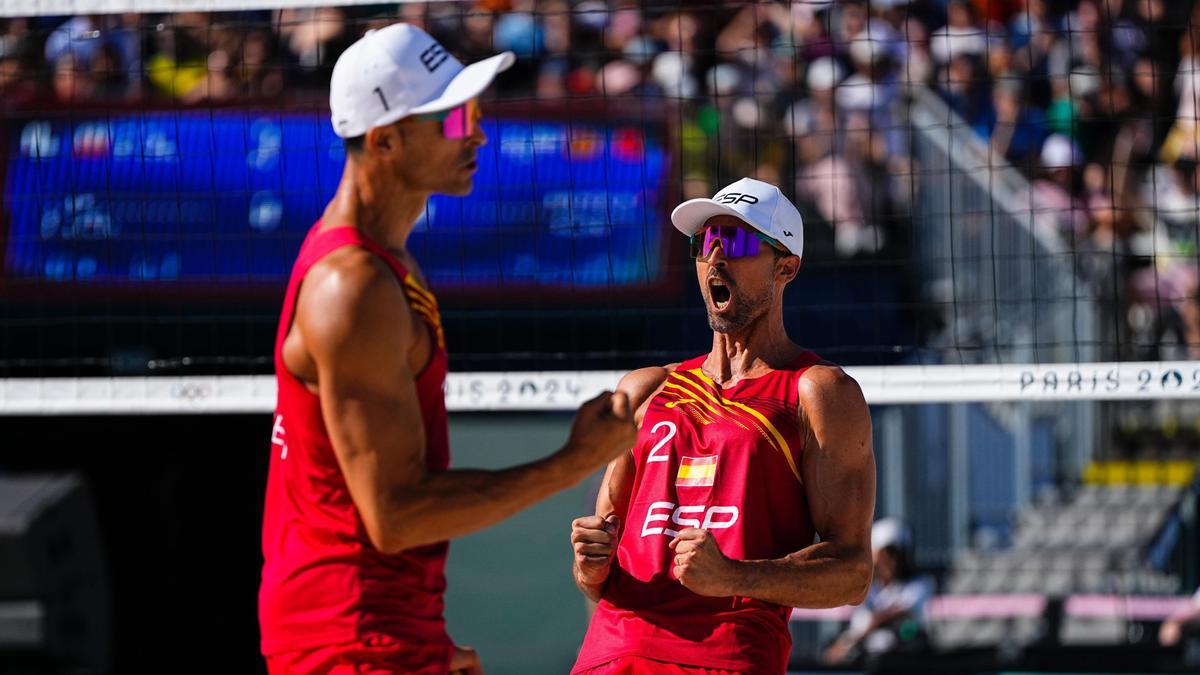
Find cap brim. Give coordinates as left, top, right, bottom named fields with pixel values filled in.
left=670, top=198, right=756, bottom=236
left=409, top=51, right=516, bottom=115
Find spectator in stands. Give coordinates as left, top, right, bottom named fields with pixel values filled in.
left=1009, top=0, right=1057, bottom=54
left=794, top=82, right=874, bottom=256
left=7, top=0, right=1194, bottom=281
left=1125, top=231, right=1200, bottom=359
left=234, top=29, right=284, bottom=98
left=0, top=17, right=32, bottom=60
left=145, top=13, right=212, bottom=99
left=1160, top=587, right=1200, bottom=646
left=603, top=3, right=641, bottom=53
left=47, top=14, right=141, bottom=88
left=1007, top=0, right=1057, bottom=102
left=790, top=3, right=836, bottom=65
left=51, top=53, right=94, bottom=103
left=1030, top=134, right=1089, bottom=238
left=823, top=517, right=933, bottom=666
left=1160, top=12, right=1200, bottom=167
left=540, top=0, right=573, bottom=97
left=977, top=78, right=1048, bottom=167
left=655, top=9, right=700, bottom=56
left=939, top=53, right=990, bottom=128
left=275, top=5, right=349, bottom=85
left=45, top=16, right=106, bottom=72
left=1044, top=68, right=1081, bottom=141
left=930, top=0, right=986, bottom=65
left=90, top=43, right=130, bottom=101
left=596, top=58, right=639, bottom=98
left=835, top=0, right=869, bottom=53
left=456, top=4, right=499, bottom=65
left=841, top=111, right=892, bottom=255
left=894, top=14, right=932, bottom=87
left=0, top=18, right=36, bottom=109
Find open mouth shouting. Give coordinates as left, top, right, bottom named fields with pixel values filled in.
left=708, top=275, right=733, bottom=312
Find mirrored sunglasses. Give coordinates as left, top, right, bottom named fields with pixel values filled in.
left=689, top=224, right=784, bottom=260
left=414, top=98, right=480, bottom=139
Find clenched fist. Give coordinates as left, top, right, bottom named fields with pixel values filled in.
left=559, top=391, right=637, bottom=476
left=669, top=528, right=739, bottom=597
left=571, top=514, right=620, bottom=586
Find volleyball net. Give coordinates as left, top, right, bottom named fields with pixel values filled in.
left=1, top=0, right=1198, bottom=410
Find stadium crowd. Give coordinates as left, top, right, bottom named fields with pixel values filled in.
left=1, top=0, right=1198, bottom=356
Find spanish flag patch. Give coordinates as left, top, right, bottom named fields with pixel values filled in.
left=676, top=455, right=717, bottom=487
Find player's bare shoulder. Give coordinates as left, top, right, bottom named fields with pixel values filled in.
left=796, top=363, right=870, bottom=436
left=290, top=246, right=417, bottom=382
left=617, top=364, right=678, bottom=426
left=303, top=248, right=410, bottom=336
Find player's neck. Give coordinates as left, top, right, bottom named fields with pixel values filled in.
left=703, top=312, right=799, bottom=386
left=322, top=160, right=430, bottom=253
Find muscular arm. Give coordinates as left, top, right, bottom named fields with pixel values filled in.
left=572, top=366, right=670, bottom=601
left=300, top=252, right=631, bottom=554
left=572, top=453, right=635, bottom=604
left=595, top=366, right=670, bottom=518
left=715, top=366, right=876, bottom=608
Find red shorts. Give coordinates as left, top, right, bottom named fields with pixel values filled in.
left=265, top=636, right=451, bottom=675
left=576, top=656, right=741, bottom=675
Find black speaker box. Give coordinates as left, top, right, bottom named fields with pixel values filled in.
left=0, top=473, right=109, bottom=674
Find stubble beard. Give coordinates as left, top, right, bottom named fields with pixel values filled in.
left=707, top=285, right=772, bottom=334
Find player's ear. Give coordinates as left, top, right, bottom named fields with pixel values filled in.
left=776, top=254, right=800, bottom=283
left=365, top=123, right=405, bottom=158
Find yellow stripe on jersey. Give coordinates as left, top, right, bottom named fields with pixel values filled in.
left=401, top=278, right=445, bottom=350
left=674, top=369, right=801, bottom=484
left=404, top=276, right=438, bottom=304
left=407, top=300, right=438, bottom=321
left=659, top=391, right=715, bottom=425
left=412, top=308, right=442, bottom=332
left=667, top=372, right=766, bottom=432
left=663, top=380, right=748, bottom=430
left=403, top=279, right=439, bottom=311
left=665, top=372, right=757, bottom=430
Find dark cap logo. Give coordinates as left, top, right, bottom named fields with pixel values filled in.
left=419, top=43, right=448, bottom=73
left=715, top=192, right=759, bottom=205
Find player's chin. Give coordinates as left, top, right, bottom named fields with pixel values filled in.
left=441, top=176, right=475, bottom=197
left=707, top=305, right=746, bottom=334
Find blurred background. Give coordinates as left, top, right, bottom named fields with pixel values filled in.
left=1, top=0, right=1200, bottom=672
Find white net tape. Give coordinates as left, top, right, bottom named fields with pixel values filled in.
left=3, top=360, right=1199, bottom=415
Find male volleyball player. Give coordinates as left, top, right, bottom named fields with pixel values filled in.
left=569, top=178, right=876, bottom=674
left=259, top=24, right=636, bottom=675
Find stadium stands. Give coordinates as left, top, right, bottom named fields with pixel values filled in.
left=3, top=0, right=1197, bottom=358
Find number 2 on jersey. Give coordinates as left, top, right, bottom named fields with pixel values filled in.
left=647, top=421, right=676, bottom=463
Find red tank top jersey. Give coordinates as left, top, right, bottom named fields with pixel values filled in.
left=259, top=223, right=453, bottom=668
left=574, top=351, right=823, bottom=674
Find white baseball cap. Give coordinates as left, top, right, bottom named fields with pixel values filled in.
left=1041, top=134, right=1082, bottom=168
left=871, top=517, right=912, bottom=552
left=329, top=23, right=515, bottom=139
left=670, top=177, right=804, bottom=258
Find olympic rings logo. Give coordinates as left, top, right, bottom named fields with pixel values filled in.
left=170, top=381, right=213, bottom=402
